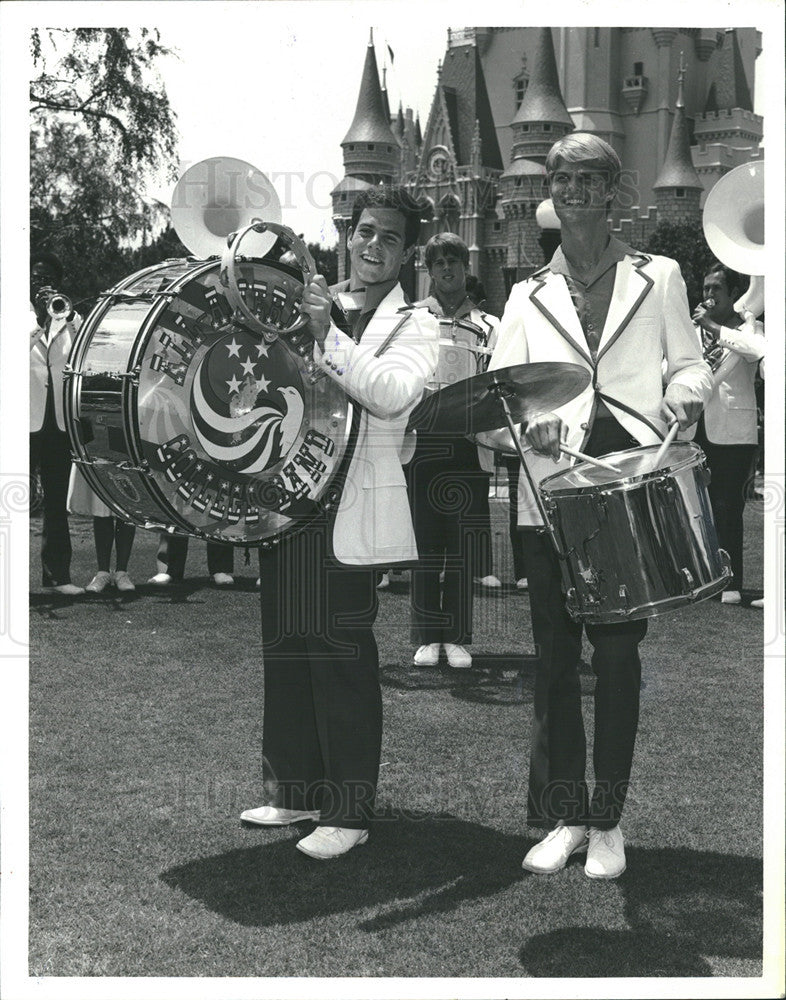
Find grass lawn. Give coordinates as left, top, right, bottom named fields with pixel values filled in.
left=28, top=499, right=766, bottom=979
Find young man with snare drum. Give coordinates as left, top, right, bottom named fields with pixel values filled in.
left=479, top=134, right=712, bottom=879
left=240, top=188, right=439, bottom=860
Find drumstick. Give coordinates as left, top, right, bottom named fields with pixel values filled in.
left=559, top=444, right=622, bottom=475
left=650, top=420, right=680, bottom=472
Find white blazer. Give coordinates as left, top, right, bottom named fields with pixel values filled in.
left=702, top=319, right=764, bottom=445
left=30, top=308, right=82, bottom=433
left=315, top=283, right=439, bottom=565
left=484, top=250, right=713, bottom=526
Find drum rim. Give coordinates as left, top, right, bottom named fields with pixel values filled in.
left=540, top=441, right=703, bottom=495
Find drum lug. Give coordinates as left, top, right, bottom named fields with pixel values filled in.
left=62, top=363, right=79, bottom=380
left=71, top=456, right=96, bottom=467
left=617, top=583, right=631, bottom=614
left=119, top=365, right=141, bottom=386
left=680, top=567, right=696, bottom=594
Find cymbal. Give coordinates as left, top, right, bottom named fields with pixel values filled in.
left=407, top=362, right=591, bottom=434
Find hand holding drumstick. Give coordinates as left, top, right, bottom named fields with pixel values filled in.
left=524, top=413, right=622, bottom=474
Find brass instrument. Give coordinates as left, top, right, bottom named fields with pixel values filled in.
left=46, top=291, right=73, bottom=320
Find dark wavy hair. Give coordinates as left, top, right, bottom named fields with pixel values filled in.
left=350, top=186, right=432, bottom=249
left=31, top=251, right=64, bottom=285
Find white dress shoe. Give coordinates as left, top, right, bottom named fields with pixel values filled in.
left=585, top=825, right=626, bottom=879
left=444, top=643, right=472, bottom=669
left=376, top=572, right=390, bottom=590
left=112, top=570, right=135, bottom=592
left=413, top=643, right=440, bottom=667
left=147, top=572, right=173, bottom=586
left=522, top=824, right=588, bottom=874
left=516, top=578, right=529, bottom=591
left=296, top=826, right=368, bottom=860
left=47, top=582, right=85, bottom=596
left=212, top=572, right=234, bottom=586
left=85, top=571, right=112, bottom=594
left=750, top=597, right=763, bottom=608
left=240, top=805, right=320, bottom=826
left=721, top=590, right=742, bottom=605
left=255, top=578, right=261, bottom=589
left=474, top=574, right=502, bottom=588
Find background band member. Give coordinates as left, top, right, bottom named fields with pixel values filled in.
left=692, top=262, right=765, bottom=606
left=148, top=534, right=235, bottom=587
left=406, top=233, right=500, bottom=671
left=29, top=251, right=85, bottom=596
left=241, top=188, right=439, bottom=860
left=479, top=134, right=712, bottom=879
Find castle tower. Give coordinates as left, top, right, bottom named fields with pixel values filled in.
left=500, top=26, right=574, bottom=278
left=653, top=54, right=703, bottom=224
left=411, top=32, right=503, bottom=297
left=332, top=30, right=400, bottom=282
left=692, top=28, right=763, bottom=200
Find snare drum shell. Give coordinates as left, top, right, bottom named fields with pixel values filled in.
left=540, top=442, right=732, bottom=623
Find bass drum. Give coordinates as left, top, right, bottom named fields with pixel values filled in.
left=64, top=257, right=352, bottom=545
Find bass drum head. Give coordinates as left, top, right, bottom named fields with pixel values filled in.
left=69, top=257, right=352, bottom=544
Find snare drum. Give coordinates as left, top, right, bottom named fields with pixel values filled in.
left=431, top=317, right=493, bottom=390
left=64, top=258, right=352, bottom=544
left=540, top=442, right=731, bottom=623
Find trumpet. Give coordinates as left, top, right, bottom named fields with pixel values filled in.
left=46, top=291, right=73, bottom=319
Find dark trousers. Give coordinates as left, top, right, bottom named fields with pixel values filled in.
left=30, top=424, right=73, bottom=587
left=156, top=534, right=234, bottom=579
left=504, top=456, right=528, bottom=582
left=258, top=518, right=381, bottom=828
left=695, top=420, right=756, bottom=592
left=405, top=434, right=489, bottom=646
left=525, top=417, right=645, bottom=830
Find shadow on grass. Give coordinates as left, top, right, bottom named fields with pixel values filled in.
left=380, top=658, right=594, bottom=706
left=161, top=809, right=527, bottom=929
left=519, top=847, right=762, bottom=977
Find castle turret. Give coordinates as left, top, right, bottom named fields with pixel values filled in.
left=332, top=31, right=400, bottom=282
left=339, top=30, right=399, bottom=185
left=653, top=54, right=703, bottom=223
left=500, top=27, right=573, bottom=273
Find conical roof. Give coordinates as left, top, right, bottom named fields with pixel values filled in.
left=704, top=29, right=753, bottom=113
left=654, top=71, right=702, bottom=189
left=342, top=38, right=398, bottom=146
left=512, top=27, right=573, bottom=127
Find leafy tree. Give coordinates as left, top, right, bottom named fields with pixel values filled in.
left=644, top=221, right=717, bottom=309
left=30, top=28, right=179, bottom=309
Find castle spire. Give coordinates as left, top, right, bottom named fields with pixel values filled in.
left=341, top=33, right=398, bottom=148
left=512, top=26, right=573, bottom=129
left=653, top=53, right=702, bottom=190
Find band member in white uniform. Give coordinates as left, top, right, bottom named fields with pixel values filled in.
left=406, top=233, right=500, bottom=671
left=691, top=262, right=765, bottom=605
left=479, top=134, right=712, bottom=879
left=29, top=252, right=85, bottom=596
left=240, top=188, right=439, bottom=860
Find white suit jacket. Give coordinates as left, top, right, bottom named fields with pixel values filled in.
left=30, top=308, right=82, bottom=433
left=314, top=283, right=439, bottom=565
left=484, top=250, right=713, bottom=526
left=701, top=319, right=764, bottom=445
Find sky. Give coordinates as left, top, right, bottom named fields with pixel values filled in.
left=150, top=14, right=452, bottom=245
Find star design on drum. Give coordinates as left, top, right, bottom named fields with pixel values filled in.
left=255, top=343, right=269, bottom=358
left=240, top=357, right=257, bottom=377
left=226, top=374, right=243, bottom=394
left=226, top=338, right=242, bottom=358
left=256, top=374, right=270, bottom=393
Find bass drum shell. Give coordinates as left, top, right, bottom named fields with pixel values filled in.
left=539, top=442, right=732, bottom=623
left=64, top=257, right=352, bottom=544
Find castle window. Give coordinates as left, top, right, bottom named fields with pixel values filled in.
left=348, top=144, right=355, bottom=151
left=368, top=143, right=375, bottom=150
left=594, top=28, right=600, bottom=47
left=634, top=61, right=643, bottom=76
left=675, top=188, right=686, bottom=198
left=544, top=123, right=551, bottom=132
left=493, top=221, right=502, bottom=232
left=520, top=124, right=530, bottom=133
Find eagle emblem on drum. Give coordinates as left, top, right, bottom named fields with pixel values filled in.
left=190, top=329, right=304, bottom=474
